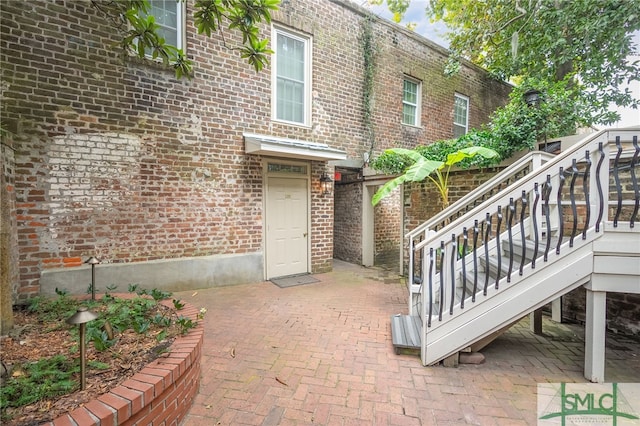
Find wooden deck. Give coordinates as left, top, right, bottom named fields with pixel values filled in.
left=390, top=314, right=421, bottom=354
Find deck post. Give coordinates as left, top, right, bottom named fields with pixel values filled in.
left=584, top=287, right=606, bottom=383
left=551, top=297, right=562, bottom=322
left=529, top=308, right=543, bottom=334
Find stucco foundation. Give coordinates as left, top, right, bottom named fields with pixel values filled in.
left=40, top=253, right=264, bottom=296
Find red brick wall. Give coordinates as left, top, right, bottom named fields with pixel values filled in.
left=0, top=0, right=511, bottom=299
left=1, top=0, right=271, bottom=299
left=335, top=0, right=510, bottom=268
left=361, top=17, right=512, bottom=156
left=562, top=287, right=640, bottom=337
left=404, top=167, right=506, bottom=231
left=311, top=164, right=335, bottom=273
left=374, top=187, right=402, bottom=269
left=334, top=181, right=363, bottom=264
left=1, top=137, right=19, bottom=306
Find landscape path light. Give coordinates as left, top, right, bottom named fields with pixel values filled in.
left=66, top=307, right=99, bottom=390
left=523, top=88, right=550, bottom=150
left=85, top=256, right=101, bottom=300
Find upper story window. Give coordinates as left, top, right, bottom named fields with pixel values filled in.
left=146, top=0, right=186, bottom=51
left=272, top=26, right=312, bottom=126
left=453, top=93, right=469, bottom=137
left=402, top=77, right=421, bottom=127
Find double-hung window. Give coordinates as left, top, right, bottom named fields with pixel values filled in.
left=453, top=94, right=469, bottom=137
left=402, top=77, right=421, bottom=127
left=272, top=26, right=312, bottom=126
left=146, top=0, right=186, bottom=51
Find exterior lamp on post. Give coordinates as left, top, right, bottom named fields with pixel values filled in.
left=523, top=88, right=547, bottom=149
left=523, top=89, right=542, bottom=108
left=85, top=256, right=101, bottom=300
left=320, top=172, right=333, bottom=195
left=66, top=307, right=99, bottom=390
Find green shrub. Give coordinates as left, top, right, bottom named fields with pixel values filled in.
left=2, top=286, right=205, bottom=418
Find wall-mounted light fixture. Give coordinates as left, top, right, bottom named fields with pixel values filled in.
left=85, top=256, right=101, bottom=300
left=320, top=172, right=333, bottom=195
left=66, top=307, right=99, bottom=390
left=523, top=89, right=542, bottom=108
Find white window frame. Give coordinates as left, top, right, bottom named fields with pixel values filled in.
left=453, top=93, right=469, bottom=137
left=402, top=76, right=422, bottom=127
left=271, top=25, right=313, bottom=127
left=143, top=0, right=187, bottom=54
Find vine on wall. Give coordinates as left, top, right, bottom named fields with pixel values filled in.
left=361, top=15, right=378, bottom=164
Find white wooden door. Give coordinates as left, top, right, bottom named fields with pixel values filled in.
left=266, top=176, right=309, bottom=278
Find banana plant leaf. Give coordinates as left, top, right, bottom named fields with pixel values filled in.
left=371, top=146, right=499, bottom=206
left=445, top=146, right=498, bottom=166
left=371, top=148, right=443, bottom=206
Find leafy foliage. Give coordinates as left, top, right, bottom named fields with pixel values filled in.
left=416, top=132, right=502, bottom=168
left=91, top=0, right=279, bottom=78
left=489, top=78, right=586, bottom=155
left=370, top=146, right=413, bottom=175
left=0, top=356, right=111, bottom=416
left=0, top=355, right=80, bottom=410
left=368, top=0, right=411, bottom=24
left=27, top=292, right=78, bottom=324
left=176, top=316, right=197, bottom=335
left=2, top=286, right=207, bottom=416
left=26, top=286, right=202, bottom=353
left=426, top=0, right=640, bottom=125
left=371, top=146, right=498, bottom=207
left=361, top=15, right=379, bottom=158
left=371, top=131, right=502, bottom=176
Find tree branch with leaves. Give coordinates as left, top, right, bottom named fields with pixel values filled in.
left=425, top=0, right=640, bottom=125
left=92, top=0, right=279, bottom=79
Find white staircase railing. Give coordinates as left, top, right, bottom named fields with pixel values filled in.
left=406, top=128, right=639, bottom=366
left=406, top=151, right=555, bottom=316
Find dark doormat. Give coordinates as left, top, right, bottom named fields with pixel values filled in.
left=270, top=274, right=320, bottom=288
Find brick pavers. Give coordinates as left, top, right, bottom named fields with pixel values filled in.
left=176, top=260, right=640, bottom=425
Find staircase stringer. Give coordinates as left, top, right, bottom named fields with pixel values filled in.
left=422, top=245, right=594, bottom=365
left=443, top=228, right=594, bottom=320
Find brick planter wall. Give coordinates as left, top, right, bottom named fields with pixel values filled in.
left=43, top=299, right=204, bottom=426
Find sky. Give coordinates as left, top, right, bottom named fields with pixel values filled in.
left=363, top=1, right=449, bottom=48
left=361, top=1, right=640, bottom=128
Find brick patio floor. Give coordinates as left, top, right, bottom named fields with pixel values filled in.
left=174, top=260, right=640, bottom=425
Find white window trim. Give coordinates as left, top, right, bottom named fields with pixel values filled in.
left=174, top=1, right=186, bottom=51
left=454, top=93, right=469, bottom=136
left=402, top=76, right=422, bottom=127
left=271, top=25, right=313, bottom=127
left=140, top=1, right=187, bottom=58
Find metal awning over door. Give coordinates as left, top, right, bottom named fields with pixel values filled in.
left=244, top=133, right=347, bottom=162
